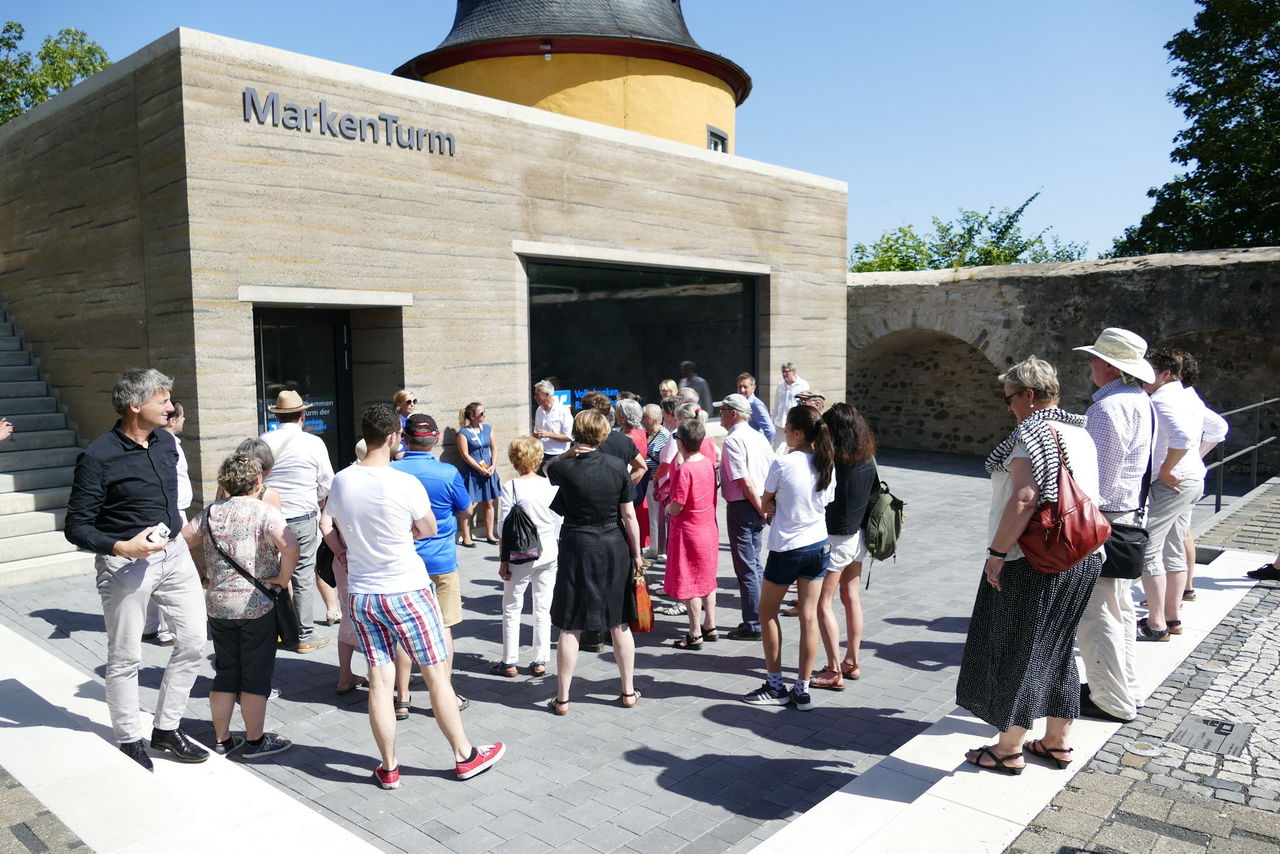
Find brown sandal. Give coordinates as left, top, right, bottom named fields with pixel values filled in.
left=811, top=667, right=845, bottom=691
left=966, top=745, right=1024, bottom=775
left=1024, top=739, right=1072, bottom=769
left=841, top=663, right=862, bottom=680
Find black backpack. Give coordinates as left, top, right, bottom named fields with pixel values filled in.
left=500, top=482, right=542, bottom=564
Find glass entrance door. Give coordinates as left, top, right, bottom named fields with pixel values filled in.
left=254, top=308, right=354, bottom=470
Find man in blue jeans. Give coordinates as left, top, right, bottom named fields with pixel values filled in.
left=716, top=394, right=774, bottom=640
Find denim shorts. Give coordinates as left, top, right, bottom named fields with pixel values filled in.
left=763, top=540, right=831, bottom=586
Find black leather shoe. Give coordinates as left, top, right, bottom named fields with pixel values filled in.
left=150, top=728, right=209, bottom=763
left=579, top=630, right=604, bottom=653
left=119, top=740, right=154, bottom=771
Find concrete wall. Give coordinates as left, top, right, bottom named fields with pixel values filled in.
left=1, top=29, right=846, bottom=503
left=0, top=37, right=196, bottom=469
left=847, top=248, right=1280, bottom=461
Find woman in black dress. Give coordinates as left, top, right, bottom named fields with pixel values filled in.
left=546, top=409, right=644, bottom=714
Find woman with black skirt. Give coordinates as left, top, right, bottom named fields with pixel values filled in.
left=957, top=356, right=1105, bottom=775
left=546, top=409, right=644, bottom=714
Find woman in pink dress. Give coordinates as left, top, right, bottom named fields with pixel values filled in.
left=664, top=418, right=720, bottom=649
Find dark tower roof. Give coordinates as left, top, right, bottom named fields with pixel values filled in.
left=394, top=0, right=751, bottom=105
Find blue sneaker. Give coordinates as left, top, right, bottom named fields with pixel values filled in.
left=742, top=683, right=791, bottom=706
left=790, top=687, right=813, bottom=710
left=241, top=734, right=292, bottom=760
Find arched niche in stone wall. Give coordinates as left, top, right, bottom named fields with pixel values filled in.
left=1152, top=329, right=1280, bottom=473
left=848, top=328, right=1011, bottom=456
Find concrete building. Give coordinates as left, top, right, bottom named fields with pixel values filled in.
left=0, top=14, right=847, bottom=580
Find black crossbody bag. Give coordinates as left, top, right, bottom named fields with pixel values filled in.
left=209, top=528, right=301, bottom=648
left=1100, top=420, right=1156, bottom=580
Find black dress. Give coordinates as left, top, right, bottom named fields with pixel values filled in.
left=547, top=451, right=638, bottom=631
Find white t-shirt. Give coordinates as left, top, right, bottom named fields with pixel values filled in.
left=535, top=403, right=573, bottom=456
left=987, top=422, right=1104, bottom=563
left=326, top=464, right=432, bottom=595
left=498, top=475, right=562, bottom=566
left=764, top=450, right=835, bottom=552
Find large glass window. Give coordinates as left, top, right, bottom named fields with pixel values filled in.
left=527, top=260, right=758, bottom=408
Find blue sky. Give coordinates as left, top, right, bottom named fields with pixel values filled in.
left=13, top=0, right=1199, bottom=258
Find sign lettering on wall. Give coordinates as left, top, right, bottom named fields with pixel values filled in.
left=242, top=87, right=457, bottom=157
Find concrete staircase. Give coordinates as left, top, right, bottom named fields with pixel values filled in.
left=0, top=307, right=93, bottom=586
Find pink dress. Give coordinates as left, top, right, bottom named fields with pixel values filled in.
left=664, top=455, right=719, bottom=599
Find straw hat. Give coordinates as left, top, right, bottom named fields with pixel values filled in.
left=268, top=390, right=310, bottom=413
left=1073, top=328, right=1155, bottom=383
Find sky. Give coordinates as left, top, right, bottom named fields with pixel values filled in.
left=12, top=0, right=1201, bottom=258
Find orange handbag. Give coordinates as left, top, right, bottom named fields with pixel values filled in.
left=630, top=566, right=654, bottom=632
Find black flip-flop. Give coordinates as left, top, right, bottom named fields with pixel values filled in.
left=336, top=677, right=369, bottom=696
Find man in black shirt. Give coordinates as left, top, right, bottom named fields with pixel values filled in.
left=65, top=369, right=209, bottom=770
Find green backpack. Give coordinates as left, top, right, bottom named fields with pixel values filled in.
left=864, top=479, right=905, bottom=562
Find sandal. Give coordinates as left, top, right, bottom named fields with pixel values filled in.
left=394, top=695, right=412, bottom=721
left=1024, top=739, right=1073, bottom=769
left=673, top=634, right=703, bottom=650
left=619, top=690, right=641, bottom=708
left=661, top=603, right=688, bottom=616
left=490, top=662, right=518, bottom=678
left=701, top=627, right=719, bottom=642
left=1136, top=617, right=1171, bottom=642
left=965, top=745, right=1024, bottom=775
left=811, top=667, right=845, bottom=691
left=529, top=661, right=546, bottom=677
left=840, top=663, right=862, bottom=681
left=1182, top=589, right=1197, bottom=602
left=324, top=611, right=342, bottom=626
left=1167, top=620, right=1183, bottom=635
left=335, top=676, right=369, bottom=695
left=781, top=606, right=798, bottom=617
left=548, top=698, right=570, bottom=716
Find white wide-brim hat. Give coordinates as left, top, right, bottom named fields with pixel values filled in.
left=1073, top=328, right=1156, bottom=383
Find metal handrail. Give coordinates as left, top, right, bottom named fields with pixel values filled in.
left=1204, top=397, right=1278, bottom=513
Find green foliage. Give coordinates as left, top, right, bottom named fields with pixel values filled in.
left=1107, top=0, right=1280, bottom=256
left=849, top=193, right=1087, bottom=272
left=0, top=22, right=110, bottom=125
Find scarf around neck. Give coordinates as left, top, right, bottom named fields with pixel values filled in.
left=984, top=407, right=1087, bottom=504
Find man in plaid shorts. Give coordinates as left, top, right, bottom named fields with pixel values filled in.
left=325, top=404, right=505, bottom=788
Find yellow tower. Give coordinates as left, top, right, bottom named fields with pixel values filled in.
left=394, top=0, right=751, bottom=153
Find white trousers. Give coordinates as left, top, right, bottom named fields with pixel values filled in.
left=96, top=538, right=207, bottom=743
left=1078, top=576, right=1140, bottom=719
left=500, top=558, right=557, bottom=665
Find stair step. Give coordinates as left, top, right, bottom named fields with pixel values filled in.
left=0, top=322, right=13, bottom=336
left=0, top=550, right=95, bottom=587
left=2, top=429, right=76, bottom=453
left=0, top=351, right=30, bottom=366
left=0, top=465, right=76, bottom=490
left=1, top=396, right=58, bottom=415
left=0, top=509, right=66, bottom=538
left=0, top=448, right=80, bottom=473
left=0, top=530, right=78, bottom=562
left=0, top=486, right=71, bottom=515
left=0, top=364, right=36, bottom=382
left=0, top=380, right=47, bottom=398
left=3, top=412, right=67, bottom=432
left=0, top=337, right=22, bottom=352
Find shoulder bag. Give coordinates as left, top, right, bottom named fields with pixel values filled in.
left=500, top=481, right=543, bottom=564
left=1100, top=416, right=1156, bottom=579
left=208, top=522, right=301, bottom=648
left=1018, top=431, right=1112, bottom=575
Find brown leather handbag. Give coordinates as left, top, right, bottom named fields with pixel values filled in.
left=1018, top=431, right=1112, bottom=574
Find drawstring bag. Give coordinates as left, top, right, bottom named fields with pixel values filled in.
left=500, top=481, right=542, bottom=564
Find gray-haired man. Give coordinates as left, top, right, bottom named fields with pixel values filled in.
left=65, top=369, right=209, bottom=769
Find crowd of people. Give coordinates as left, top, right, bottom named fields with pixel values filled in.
left=55, top=330, right=1245, bottom=790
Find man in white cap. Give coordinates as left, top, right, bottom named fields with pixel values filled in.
left=261, top=390, right=334, bottom=653
left=716, top=393, right=775, bottom=640
left=1072, top=328, right=1155, bottom=722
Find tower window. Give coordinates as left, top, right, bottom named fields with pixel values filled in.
left=707, top=125, right=728, bottom=153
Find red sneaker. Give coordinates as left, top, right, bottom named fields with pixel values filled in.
left=373, top=764, right=400, bottom=789
left=456, top=742, right=506, bottom=780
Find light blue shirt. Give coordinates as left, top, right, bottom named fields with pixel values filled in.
left=746, top=394, right=775, bottom=442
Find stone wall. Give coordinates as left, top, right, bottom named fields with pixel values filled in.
left=848, top=248, right=1280, bottom=470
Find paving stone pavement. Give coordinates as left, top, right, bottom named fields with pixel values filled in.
left=0, top=767, right=87, bottom=854
left=1010, top=484, right=1280, bottom=854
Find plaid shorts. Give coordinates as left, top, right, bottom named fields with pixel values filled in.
left=348, top=587, right=449, bottom=668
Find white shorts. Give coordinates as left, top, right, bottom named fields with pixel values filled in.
left=828, top=531, right=868, bottom=568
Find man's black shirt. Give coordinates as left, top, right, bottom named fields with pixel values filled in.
left=64, top=422, right=180, bottom=555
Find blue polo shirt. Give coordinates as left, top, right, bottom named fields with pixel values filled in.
left=390, top=450, right=471, bottom=575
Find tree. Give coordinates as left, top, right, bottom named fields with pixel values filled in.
left=849, top=193, right=1087, bottom=272
left=0, top=22, right=110, bottom=125
left=1108, top=0, right=1280, bottom=256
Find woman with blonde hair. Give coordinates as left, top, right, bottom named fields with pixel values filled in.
left=658, top=379, right=679, bottom=400
left=958, top=355, right=1104, bottom=775
left=545, top=410, right=644, bottom=714
left=493, top=436, right=561, bottom=677
left=456, top=401, right=500, bottom=546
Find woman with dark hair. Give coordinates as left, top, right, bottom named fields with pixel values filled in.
left=958, top=355, right=1104, bottom=775
left=811, top=404, right=879, bottom=690
left=546, top=410, right=644, bottom=714
left=456, top=401, right=500, bottom=546
left=742, top=406, right=836, bottom=710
